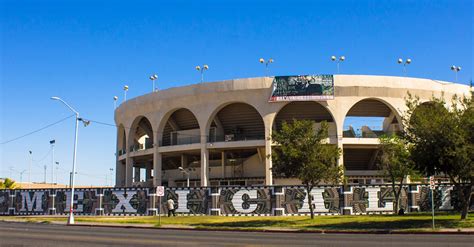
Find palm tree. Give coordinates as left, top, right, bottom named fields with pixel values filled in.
left=0, top=178, right=18, bottom=189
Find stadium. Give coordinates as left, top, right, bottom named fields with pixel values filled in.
left=114, top=75, right=471, bottom=188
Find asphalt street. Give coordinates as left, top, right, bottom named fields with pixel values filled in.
left=0, top=221, right=472, bottom=247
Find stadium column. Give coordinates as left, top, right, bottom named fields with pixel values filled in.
left=153, top=150, right=162, bottom=187
left=125, top=156, right=133, bottom=187
left=263, top=113, right=275, bottom=185
left=200, top=129, right=209, bottom=187
left=335, top=112, right=345, bottom=177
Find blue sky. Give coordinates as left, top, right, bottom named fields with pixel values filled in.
left=0, top=0, right=472, bottom=186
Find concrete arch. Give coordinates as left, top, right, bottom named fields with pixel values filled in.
left=117, top=124, right=127, bottom=155
left=128, top=116, right=154, bottom=151
left=205, top=101, right=265, bottom=141
left=342, top=97, right=403, bottom=138
left=157, top=107, right=200, bottom=146
left=272, top=101, right=338, bottom=138
left=343, top=97, right=402, bottom=124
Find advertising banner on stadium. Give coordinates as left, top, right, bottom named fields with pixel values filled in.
left=269, top=75, right=334, bottom=102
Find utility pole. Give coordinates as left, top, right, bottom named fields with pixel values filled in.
left=43, top=165, right=47, bottom=183
left=50, top=140, right=55, bottom=184
left=28, top=151, right=32, bottom=189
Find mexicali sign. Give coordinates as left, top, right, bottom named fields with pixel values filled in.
left=0, top=185, right=471, bottom=216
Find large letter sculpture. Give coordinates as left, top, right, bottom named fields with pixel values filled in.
left=20, top=191, right=44, bottom=212
left=300, top=188, right=329, bottom=213
left=231, top=189, right=257, bottom=214
left=365, top=187, right=393, bottom=212
left=112, top=191, right=137, bottom=213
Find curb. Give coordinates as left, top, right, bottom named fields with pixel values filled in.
left=3, top=219, right=473, bottom=235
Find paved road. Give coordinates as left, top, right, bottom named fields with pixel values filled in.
left=0, top=221, right=472, bottom=247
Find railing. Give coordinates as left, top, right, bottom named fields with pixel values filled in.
left=209, top=134, right=265, bottom=143
left=343, top=125, right=385, bottom=138
left=117, top=149, right=126, bottom=156
left=160, top=135, right=201, bottom=146
left=129, top=142, right=154, bottom=152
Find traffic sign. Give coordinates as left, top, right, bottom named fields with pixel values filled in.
left=429, top=176, right=435, bottom=189
left=157, top=186, right=165, bottom=197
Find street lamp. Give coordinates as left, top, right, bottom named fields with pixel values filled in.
left=149, top=74, right=158, bottom=92
left=331, top=55, right=345, bottom=74
left=50, top=140, right=55, bottom=185
left=109, top=168, right=114, bottom=187
left=259, top=58, right=274, bottom=77
left=55, top=162, right=59, bottom=185
left=113, top=96, right=118, bottom=109
left=28, top=151, right=32, bottom=189
left=178, top=167, right=190, bottom=187
left=397, top=58, right=412, bottom=76
left=50, top=96, right=84, bottom=225
left=450, top=65, right=461, bottom=82
left=195, top=65, right=209, bottom=83
left=123, top=85, right=129, bottom=102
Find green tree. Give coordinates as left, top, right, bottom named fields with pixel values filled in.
left=271, top=120, right=342, bottom=219
left=0, top=178, right=18, bottom=189
left=402, top=93, right=473, bottom=220
left=376, top=135, right=416, bottom=213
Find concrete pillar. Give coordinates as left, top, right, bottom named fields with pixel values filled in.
left=146, top=163, right=152, bottom=181
left=221, top=151, right=225, bottom=178
left=335, top=110, right=345, bottom=178
left=263, top=114, right=274, bottom=186
left=200, top=147, right=209, bottom=187
left=134, top=166, right=141, bottom=183
left=125, top=157, right=133, bottom=187
left=153, top=151, right=162, bottom=187
left=115, top=160, right=125, bottom=187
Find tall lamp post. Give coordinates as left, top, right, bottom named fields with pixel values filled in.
left=28, top=151, right=32, bottom=189
left=123, top=85, right=129, bottom=102
left=178, top=167, right=190, bottom=187
left=109, top=168, right=114, bottom=187
left=195, top=65, right=209, bottom=83
left=397, top=58, right=412, bottom=76
left=50, top=96, right=81, bottom=225
left=50, top=140, right=55, bottom=184
left=450, top=65, right=461, bottom=83
left=113, top=96, right=118, bottom=109
left=331, top=55, right=345, bottom=74
left=259, top=58, right=274, bottom=77
left=149, top=74, right=158, bottom=92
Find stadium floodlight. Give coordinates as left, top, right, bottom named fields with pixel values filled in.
left=178, top=167, right=190, bottom=187
left=259, top=58, right=274, bottom=77
left=149, top=74, right=158, bottom=92
left=397, top=58, right=412, bottom=76
left=50, top=96, right=80, bottom=225
left=331, top=55, right=345, bottom=73
left=123, top=85, right=129, bottom=102
left=450, top=65, right=461, bottom=82
left=196, top=64, right=209, bottom=83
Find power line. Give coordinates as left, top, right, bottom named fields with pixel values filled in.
left=0, top=115, right=75, bottom=145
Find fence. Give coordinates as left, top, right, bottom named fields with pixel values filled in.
left=0, top=184, right=472, bottom=216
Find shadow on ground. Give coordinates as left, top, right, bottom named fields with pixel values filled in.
left=192, top=220, right=300, bottom=228
left=192, top=218, right=467, bottom=230
left=305, top=219, right=462, bottom=230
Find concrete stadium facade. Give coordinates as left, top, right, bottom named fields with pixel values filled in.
left=114, top=75, right=471, bottom=188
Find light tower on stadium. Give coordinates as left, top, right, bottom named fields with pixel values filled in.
left=149, top=74, right=158, bottom=92
left=450, top=65, right=461, bottom=83
left=123, top=85, right=129, bottom=102
left=196, top=65, right=209, bottom=83
left=397, top=58, right=412, bottom=76
left=259, top=58, right=274, bottom=76
left=331, top=55, right=345, bottom=73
